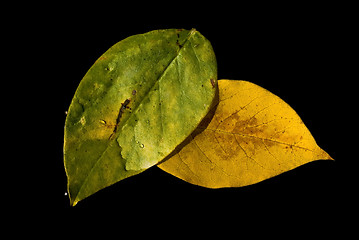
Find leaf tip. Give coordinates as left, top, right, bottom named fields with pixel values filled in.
left=70, top=197, right=79, bottom=207
left=317, top=147, right=334, bottom=161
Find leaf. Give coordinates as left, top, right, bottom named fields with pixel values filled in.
left=158, top=80, right=333, bottom=188
left=64, top=29, right=217, bottom=205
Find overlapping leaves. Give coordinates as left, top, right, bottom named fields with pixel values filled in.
left=64, top=29, right=332, bottom=206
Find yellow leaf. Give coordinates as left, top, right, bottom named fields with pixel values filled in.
left=158, top=80, right=333, bottom=188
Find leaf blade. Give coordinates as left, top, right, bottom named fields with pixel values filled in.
left=64, top=29, right=217, bottom=205
left=158, top=80, right=333, bottom=188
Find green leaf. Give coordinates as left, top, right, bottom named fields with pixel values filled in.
left=64, top=29, right=217, bottom=206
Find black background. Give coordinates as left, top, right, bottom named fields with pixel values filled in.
left=39, top=4, right=346, bottom=224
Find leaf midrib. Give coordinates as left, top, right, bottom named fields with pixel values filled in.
left=71, top=29, right=197, bottom=205
left=203, top=128, right=315, bottom=152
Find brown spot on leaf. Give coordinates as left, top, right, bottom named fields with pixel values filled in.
left=176, top=39, right=183, bottom=48
left=96, top=56, right=108, bottom=63
left=210, top=79, right=216, bottom=88
left=108, top=99, right=131, bottom=140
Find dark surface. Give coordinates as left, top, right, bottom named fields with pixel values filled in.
left=38, top=6, right=343, bottom=222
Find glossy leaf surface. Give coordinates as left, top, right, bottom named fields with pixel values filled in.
left=158, top=80, right=333, bottom=188
left=64, top=29, right=217, bottom=205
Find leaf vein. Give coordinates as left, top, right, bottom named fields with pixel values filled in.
left=72, top=30, right=196, bottom=201
left=205, top=128, right=314, bottom=152
left=192, top=136, right=232, bottom=177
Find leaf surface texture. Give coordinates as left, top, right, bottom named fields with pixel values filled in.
left=158, top=80, right=333, bottom=188
left=64, top=29, right=217, bottom=205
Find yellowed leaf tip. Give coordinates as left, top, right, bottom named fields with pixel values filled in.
left=316, top=147, right=334, bottom=161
